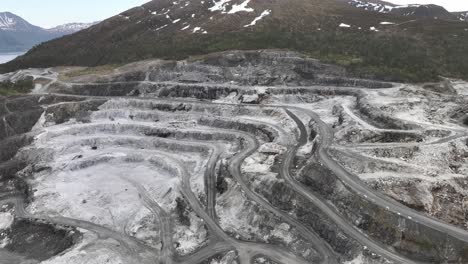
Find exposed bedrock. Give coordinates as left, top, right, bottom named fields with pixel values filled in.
left=253, top=256, right=281, bottom=264
left=367, top=177, right=468, bottom=228
left=252, top=171, right=360, bottom=258
left=140, top=84, right=418, bottom=135
left=53, top=50, right=392, bottom=89
left=54, top=96, right=468, bottom=261
left=354, top=95, right=421, bottom=131
left=216, top=181, right=323, bottom=263
left=11, top=98, right=321, bottom=263
left=422, top=81, right=458, bottom=95
left=2, top=50, right=468, bottom=263
left=298, top=153, right=468, bottom=263
left=329, top=148, right=420, bottom=175
left=53, top=82, right=142, bottom=96
left=337, top=129, right=425, bottom=144
left=198, top=251, right=239, bottom=264
left=0, top=95, right=97, bottom=263
left=44, top=99, right=107, bottom=124
left=0, top=96, right=44, bottom=140
left=451, top=104, right=468, bottom=127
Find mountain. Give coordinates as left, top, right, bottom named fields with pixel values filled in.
left=46, top=22, right=99, bottom=35
left=0, top=12, right=53, bottom=52
left=2, top=0, right=468, bottom=82
left=0, top=12, right=96, bottom=53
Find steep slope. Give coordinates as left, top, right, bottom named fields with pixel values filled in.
left=2, top=0, right=468, bottom=82
left=0, top=12, right=96, bottom=53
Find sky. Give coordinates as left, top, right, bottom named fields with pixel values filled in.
left=386, top=0, right=468, bottom=11
left=0, top=0, right=150, bottom=28
left=0, top=0, right=467, bottom=28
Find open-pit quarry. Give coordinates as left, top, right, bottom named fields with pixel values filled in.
left=1, top=50, right=468, bottom=264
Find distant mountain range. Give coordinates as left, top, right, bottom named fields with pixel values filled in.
left=46, top=22, right=99, bottom=35
left=0, top=12, right=97, bottom=52
left=2, top=0, right=468, bottom=82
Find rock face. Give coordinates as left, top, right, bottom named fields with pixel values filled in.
left=1, top=50, right=468, bottom=264
left=0, top=94, right=86, bottom=263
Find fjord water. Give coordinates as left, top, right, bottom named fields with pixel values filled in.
left=0, top=52, right=24, bottom=64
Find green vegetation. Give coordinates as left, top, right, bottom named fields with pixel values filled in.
left=2, top=0, right=468, bottom=83
left=461, top=246, right=468, bottom=260
left=0, top=78, right=34, bottom=96
left=60, top=64, right=122, bottom=80
left=407, top=237, right=435, bottom=251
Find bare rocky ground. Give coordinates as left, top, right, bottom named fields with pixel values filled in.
left=0, top=50, right=468, bottom=264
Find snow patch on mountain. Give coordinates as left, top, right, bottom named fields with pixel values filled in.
left=210, top=0, right=254, bottom=14
left=393, top=4, right=422, bottom=9
left=228, top=0, right=254, bottom=14
left=348, top=0, right=394, bottom=13
left=244, top=10, right=271, bottom=27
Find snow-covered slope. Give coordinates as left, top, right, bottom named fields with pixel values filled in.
left=47, top=22, right=99, bottom=35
